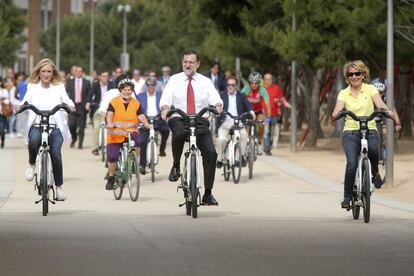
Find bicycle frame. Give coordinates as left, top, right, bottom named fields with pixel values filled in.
left=115, top=132, right=135, bottom=183
left=355, top=129, right=373, bottom=202
left=146, top=116, right=159, bottom=166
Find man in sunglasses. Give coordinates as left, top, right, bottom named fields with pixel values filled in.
left=136, top=77, right=170, bottom=174
left=216, top=76, right=255, bottom=168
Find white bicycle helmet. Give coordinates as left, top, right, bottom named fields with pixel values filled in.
left=248, top=71, right=262, bottom=83
left=373, top=81, right=386, bottom=93
left=117, top=78, right=135, bottom=91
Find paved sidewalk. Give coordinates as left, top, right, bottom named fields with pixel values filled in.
left=0, top=144, right=14, bottom=208
left=270, top=134, right=414, bottom=212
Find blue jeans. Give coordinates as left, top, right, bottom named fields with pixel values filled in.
left=264, top=116, right=281, bottom=152
left=28, top=127, right=64, bottom=186
left=8, top=113, right=21, bottom=134
left=341, top=131, right=379, bottom=200
left=0, top=116, right=7, bottom=143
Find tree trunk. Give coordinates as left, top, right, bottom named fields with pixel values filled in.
left=304, top=68, right=325, bottom=147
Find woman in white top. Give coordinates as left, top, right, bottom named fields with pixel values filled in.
left=18, top=58, right=75, bottom=200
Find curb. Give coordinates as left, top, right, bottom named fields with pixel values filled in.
left=263, top=155, right=414, bottom=213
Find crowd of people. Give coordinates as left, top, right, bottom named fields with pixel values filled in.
left=2, top=51, right=397, bottom=209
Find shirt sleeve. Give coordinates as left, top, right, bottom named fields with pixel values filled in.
left=159, top=78, right=173, bottom=108
left=137, top=105, right=144, bottom=115
left=59, top=84, right=75, bottom=107
left=107, top=103, right=114, bottom=112
left=337, top=90, right=346, bottom=102
left=259, top=87, right=269, bottom=101
left=207, top=78, right=223, bottom=106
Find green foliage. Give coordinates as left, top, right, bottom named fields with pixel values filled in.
left=0, top=0, right=26, bottom=66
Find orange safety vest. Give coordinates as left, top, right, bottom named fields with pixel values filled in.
left=107, top=96, right=140, bottom=144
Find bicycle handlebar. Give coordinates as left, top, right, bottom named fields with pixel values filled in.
left=166, top=105, right=219, bottom=121
left=333, top=109, right=393, bottom=122
left=17, top=102, right=73, bottom=116
left=222, top=111, right=253, bottom=121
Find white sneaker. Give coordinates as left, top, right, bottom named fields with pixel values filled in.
left=9, top=133, right=15, bottom=138
left=56, top=186, right=67, bottom=201
left=25, top=165, right=35, bottom=181
left=17, top=133, right=23, bottom=138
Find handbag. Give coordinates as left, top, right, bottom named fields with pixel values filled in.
left=0, top=102, right=13, bottom=117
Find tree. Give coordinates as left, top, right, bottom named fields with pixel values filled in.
left=0, top=0, right=26, bottom=66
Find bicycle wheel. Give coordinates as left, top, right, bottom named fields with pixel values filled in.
left=351, top=188, right=360, bottom=220
left=223, top=142, right=230, bottom=181
left=128, top=151, right=140, bottom=201
left=150, top=142, right=155, bottom=183
left=248, top=138, right=255, bottom=179
left=362, top=159, right=371, bottom=223
left=232, top=142, right=242, bottom=184
left=41, top=152, right=49, bottom=216
left=190, top=154, right=198, bottom=219
left=113, top=159, right=124, bottom=200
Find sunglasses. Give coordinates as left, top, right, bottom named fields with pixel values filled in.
left=147, top=83, right=156, bottom=87
left=347, top=72, right=362, bottom=77
left=227, top=83, right=236, bottom=87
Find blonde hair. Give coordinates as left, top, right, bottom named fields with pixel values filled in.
left=343, top=60, right=370, bottom=84
left=28, top=58, right=62, bottom=85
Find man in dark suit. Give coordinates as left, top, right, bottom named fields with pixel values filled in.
left=66, top=66, right=91, bottom=149
left=136, top=77, right=170, bottom=174
left=205, top=61, right=227, bottom=92
left=216, top=76, right=255, bottom=168
left=86, top=71, right=115, bottom=155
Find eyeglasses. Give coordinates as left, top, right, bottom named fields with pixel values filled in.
left=227, top=83, right=236, bottom=87
left=347, top=72, right=362, bottom=77
left=147, top=83, right=156, bottom=87
left=182, top=61, right=198, bottom=65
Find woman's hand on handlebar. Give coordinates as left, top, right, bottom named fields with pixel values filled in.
left=215, top=103, right=223, bottom=114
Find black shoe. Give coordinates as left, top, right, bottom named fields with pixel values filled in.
left=1, top=142, right=4, bottom=148
left=105, top=176, right=115, bottom=190
left=159, top=151, right=166, bottom=157
left=341, top=198, right=351, bottom=209
left=373, top=174, right=383, bottom=189
left=140, top=166, right=146, bottom=175
left=70, top=140, right=76, bottom=148
left=168, top=166, right=180, bottom=182
left=202, top=194, right=219, bottom=206
left=264, top=150, right=272, bottom=156
left=216, top=161, right=223, bottom=169
left=91, top=148, right=99, bottom=155
left=78, top=144, right=83, bottom=149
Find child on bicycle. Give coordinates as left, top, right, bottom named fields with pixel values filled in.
left=105, top=79, right=149, bottom=190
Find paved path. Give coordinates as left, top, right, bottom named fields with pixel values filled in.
left=1, top=130, right=413, bottom=276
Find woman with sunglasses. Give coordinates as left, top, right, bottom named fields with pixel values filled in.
left=332, top=60, right=391, bottom=209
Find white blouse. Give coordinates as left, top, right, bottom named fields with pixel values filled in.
left=20, top=82, right=75, bottom=145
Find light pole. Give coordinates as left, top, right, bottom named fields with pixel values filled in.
left=56, top=0, right=60, bottom=70
left=85, top=0, right=97, bottom=76
left=117, top=4, right=131, bottom=72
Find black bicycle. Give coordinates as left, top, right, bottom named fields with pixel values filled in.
left=166, top=106, right=218, bottom=218
left=16, top=102, right=73, bottom=216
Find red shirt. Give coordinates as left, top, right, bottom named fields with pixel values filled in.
left=265, top=84, right=285, bottom=117
left=246, top=88, right=264, bottom=113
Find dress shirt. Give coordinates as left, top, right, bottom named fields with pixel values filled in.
left=159, top=72, right=222, bottom=117
left=100, top=83, right=108, bottom=104
left=75, top=78, right=83, bottom=103
left=225, top=92, right=238, bottom=124
left=20, top=82, right=75, bottom=144
left=146, top=92, right=158, bottom=117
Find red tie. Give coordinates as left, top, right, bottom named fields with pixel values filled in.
left=187, top=75, right=195, bottom=114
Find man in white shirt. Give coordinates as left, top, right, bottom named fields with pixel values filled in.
left=160, top=49, right=223, bottom=206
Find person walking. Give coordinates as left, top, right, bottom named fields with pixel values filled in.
left=160, top=49, right=223, bottom=206
left=66, top=66, right=91, bottom=149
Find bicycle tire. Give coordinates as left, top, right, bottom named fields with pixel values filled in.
left=41, top=152, right=49, bottom=216
left=223, top=142, right=230, bottom=181
left=128, top=151, right=140, bottom=201
left=100, top=128, right=106, bottom=162
left=248, top=138, right=254, bottom=179
left=113, top=158, right=124, bottom=200
left=362, top=159, right=371, bottom=223
left=150, top=142, right=155, bottom=183
left=190, top=154, right=198, bottom=219
left=232, top=142, right=242, bottom=184
left=351, top=191, right=360, bottom=220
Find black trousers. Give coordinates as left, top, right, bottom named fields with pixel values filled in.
left=169, top=117, right=217, bottom=190
left=69, top=103, right=86, bottom=146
